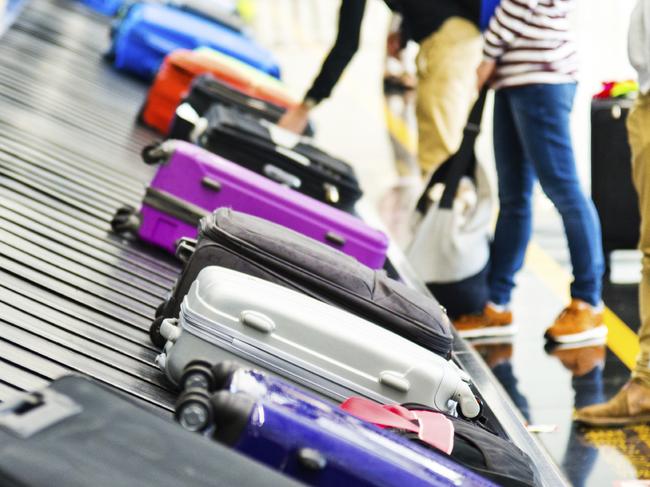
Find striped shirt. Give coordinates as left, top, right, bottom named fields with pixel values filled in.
left=483, top=0, right=578, bottom=89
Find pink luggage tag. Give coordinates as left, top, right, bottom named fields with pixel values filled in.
left=340, top=397, right=455, bottom=454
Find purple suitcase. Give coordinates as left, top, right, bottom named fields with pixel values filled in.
left=112, top=140, right=388, bottom=268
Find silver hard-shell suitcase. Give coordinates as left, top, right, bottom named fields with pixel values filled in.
left=156, top=266, right=480, bottom=418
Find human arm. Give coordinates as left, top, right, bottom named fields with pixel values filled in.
left=478, top=0, right=539, bottom=89
left=278, top=0, right=366, bottom=133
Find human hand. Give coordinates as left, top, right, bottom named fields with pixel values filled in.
left=277, top=103, right=311, bottom=134
left=477, top=59, right=497, bottom=91
left=386, top=31, right=403, bottom=59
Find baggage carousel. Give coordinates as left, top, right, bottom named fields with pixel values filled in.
left=0, top=1, right=566, bottom=484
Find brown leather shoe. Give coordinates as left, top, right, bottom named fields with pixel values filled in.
left=549, top=344, right=606, bottom=378
left=545, top=299, right=607, bottom=344
left=454, top=304, right=517, bottom=339
left=474, top=343, right=513, bottom=368
left=574, top=379, right=650, bottom=426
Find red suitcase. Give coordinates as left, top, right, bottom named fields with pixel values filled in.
left=140, top=48, right=298, bottom=134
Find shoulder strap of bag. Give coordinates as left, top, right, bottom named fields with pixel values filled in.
left=415, top=88, right=488, bottom=213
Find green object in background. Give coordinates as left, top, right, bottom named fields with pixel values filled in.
left=237, top=0, right=256, bottom=22
left=611, top=80, right=639, bottom=98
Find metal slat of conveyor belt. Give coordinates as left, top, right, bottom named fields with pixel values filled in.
left=0, top=0, right=180, bottom=414
left=0, top=200, right=177, bottom=284
left=0, top=379, right=22, bottom=398
left=0, top=187, right=179, bottom=279
left=0, top=273, right=151, bottom=348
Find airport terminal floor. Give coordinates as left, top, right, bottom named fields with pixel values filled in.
left=0, top=0, right=647, bottom=486
left=259, top=1, right=648, bottom=485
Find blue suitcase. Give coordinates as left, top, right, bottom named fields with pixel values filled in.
left=81, top=0, right=124, bottom=16
left=109, top=3, right=280, bottom=80
left=175, top=366, right=496, bottom=487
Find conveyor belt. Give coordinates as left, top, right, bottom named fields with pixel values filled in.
left=0, top=0, right=179, bottom=414
left=0, top=3, right=569, bottom=484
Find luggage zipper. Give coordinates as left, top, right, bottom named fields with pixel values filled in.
left=180, top=306, right=395, bottom=404
left=143, top=187, right=210, bottom=226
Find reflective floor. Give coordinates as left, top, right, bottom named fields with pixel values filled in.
left=480, top=270, right=642, bottom=486
left=244, top=1, right=648, bottom=484
left=380, top=89, right=647, bottom=486
left=380, top=84, right=647, bottom=486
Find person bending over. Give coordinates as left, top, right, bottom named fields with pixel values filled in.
left=278, top=0, right=483, bottom=179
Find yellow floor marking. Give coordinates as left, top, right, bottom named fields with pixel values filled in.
left=525, top=242, right=639, bottom=370
left=383, top=102, right=417, bottom=155
left=382, top=101, right=640, bottom=370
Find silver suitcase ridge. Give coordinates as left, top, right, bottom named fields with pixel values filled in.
left=156, top=266, right=480, bottom=418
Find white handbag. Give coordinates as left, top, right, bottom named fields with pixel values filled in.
left=406, top=91, right=493, bottom=304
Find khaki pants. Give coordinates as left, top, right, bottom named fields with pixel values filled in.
left=415, top=17, right=483, bottom=177
left=628, top=93, right=650, bottom=386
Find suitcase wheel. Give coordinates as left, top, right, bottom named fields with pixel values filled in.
left=141, top=141, right=174, bottom=165
left=149, top=315, right=167, bottom=348
left=180, top=361, right=216, bottom=392
left=111, top=205, right=141, bottom=235
left=103, top=48, right=116, bottom=63
left=209, top=391, right=256, bottom=446
left=135, top=102, right=147, bottom=126
left=210, top=361, right=245, bottom=391
left=175, top=388, right=213, bottom=433
left=154, top=300, right=166, bottom=318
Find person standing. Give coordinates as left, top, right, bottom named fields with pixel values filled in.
left=574, top=0, right=650, bottom=425
left=456, top=0, right=607, bottom=342
left=278, top=0, right=484, bottom=179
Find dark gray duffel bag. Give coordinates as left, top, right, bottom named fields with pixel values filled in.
left=150, top=207, right=453, bottom=358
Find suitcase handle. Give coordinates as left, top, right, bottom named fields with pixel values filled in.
left=201, top=177, right=222, bottom=192
left=379, top=371, right=411, bottom=393
left=240, top=311, right=276, bottom=333
left=245, top=98, right=269, bottom=111
left=275, top=146, right=311, bottom=167
left=0, top=389, right=82, bottom=438
left=325, top=231, right=346, bottom=247
left=263, top=164, right=301, bottom=189
left=176, top=237, right=198, bottom=263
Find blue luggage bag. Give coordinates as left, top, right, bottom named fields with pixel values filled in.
left=175, top=365, right=496, bottom=487
left=480, top=0, right=501, bottom=30
left=81, top=0, right=124, bottom=16
left=109, top=2, right=280, bottom=80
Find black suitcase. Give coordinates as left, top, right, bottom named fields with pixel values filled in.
left=399, top=404, right=540, bottom=487
left=0, top=375, right=301, bottom=487
left=192, top=104, right=363, bottom=211
left=591, top=98, right=640, bottom=256
left=150, top=208, right=452, bottom=358
left=169, top=74, right=314, bottom=140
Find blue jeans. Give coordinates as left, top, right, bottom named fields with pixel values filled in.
left=489, top=83, right=604, bottom=307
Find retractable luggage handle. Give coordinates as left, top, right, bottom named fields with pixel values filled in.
left=415, top=89, right=488, bottom=214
